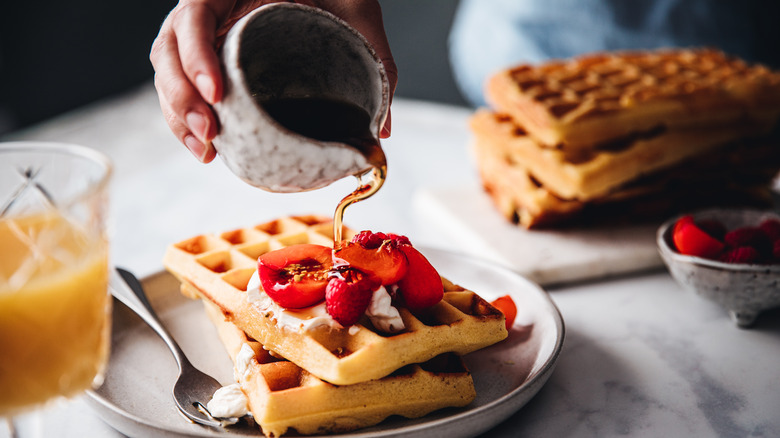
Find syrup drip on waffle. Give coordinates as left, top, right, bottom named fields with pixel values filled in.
left=260, top=95, right=388, bottom=245
left=333, top=164, right=386, bottom=245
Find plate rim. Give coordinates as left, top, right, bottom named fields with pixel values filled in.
left=85, top=247, right=565, bottom=437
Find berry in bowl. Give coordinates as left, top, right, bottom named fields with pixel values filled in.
left=657, top=208, right=780, bottom=327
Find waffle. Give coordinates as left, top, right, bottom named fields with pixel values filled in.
left=470, top=109, right=773, bottom=201
left=473, top=131, right=780, bottom=228
left=486, top=48, right=780, bottom=149
left=200, top=299, right=475, bottom=437
left=163, top=215, right=507, bottom=385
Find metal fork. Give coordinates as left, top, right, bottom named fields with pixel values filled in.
left=110, top=267, right=235, bottom=427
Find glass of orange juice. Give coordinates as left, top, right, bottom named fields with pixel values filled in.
left=0, top=142, right=112, bottom=420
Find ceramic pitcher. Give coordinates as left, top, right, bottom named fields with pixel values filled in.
left=212, top=3, right=390, bottom=193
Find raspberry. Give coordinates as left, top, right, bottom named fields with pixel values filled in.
left=759, top=218, right=780, bottom=242
left=325, top=270, right=378, bottom=327
left=724, top=226, right=772, bottom=256
left=719, top=246, right=760, bottom=264
left=352, top=230, right=411, bottom=249
left=386, top=233, right=411, bottom=246
left=352, top=230, right=388, bottom=249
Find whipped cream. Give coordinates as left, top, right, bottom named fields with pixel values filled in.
left=206, top=383, right=248, bottom=420
left=247, top=271, right=339, bottom=332
left=234, top=343, right=255, bottom=381
left=245, top=270, right=405, bottom=334
left=366, top=286, right=405, bottom=333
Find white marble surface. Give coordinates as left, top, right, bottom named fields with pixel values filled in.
left=2, top=83, right=779, bottom=438
left=414, top=186, right=663, bottom=286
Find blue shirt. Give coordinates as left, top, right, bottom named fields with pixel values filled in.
left=449, top=0, right=780, bottom=106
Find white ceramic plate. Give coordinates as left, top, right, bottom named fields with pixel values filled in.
left=85, top=247, right=564, bottom=437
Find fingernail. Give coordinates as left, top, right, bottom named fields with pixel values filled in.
left=186, top=111, right=209, bottom=141
left=184, top=135, right=207, bottom=162
left=381, top=114, right=391, bottom=138
left=195, top=74, right=216, bottom=104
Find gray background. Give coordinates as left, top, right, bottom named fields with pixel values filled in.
left=0, top=0, right=468, bottom=136
left=379, top=0, right=468, bottom=107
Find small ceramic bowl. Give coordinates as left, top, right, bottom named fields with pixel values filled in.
left=657, top=208, right=780, bottom=328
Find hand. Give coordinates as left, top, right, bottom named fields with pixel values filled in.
left=150, top=0, right=398, bottom=163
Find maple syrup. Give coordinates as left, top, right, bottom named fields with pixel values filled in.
left=333, top=164, right=386, bottom=244
left=259, top=97, right=387, bottom=244
left=261, top=97, right=373, bottom=143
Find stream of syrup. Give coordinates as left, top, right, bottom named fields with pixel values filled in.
left=260, top=97, right=387, bottom=245
left=333, top=164, right=386, bottom=245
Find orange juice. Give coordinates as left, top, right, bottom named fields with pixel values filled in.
left=0, top=211, right=110, bottom=416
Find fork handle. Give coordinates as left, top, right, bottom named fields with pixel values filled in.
left=110, top=268, right=191, bottom=370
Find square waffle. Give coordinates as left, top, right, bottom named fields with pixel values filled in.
left=486, top=48, right=780, bottom=149
left=200, top=298, right=476, bottom=437
left=163, top=215, right=507, bottom=385
left=470, top=109, right=773, bottom=201
left=473, top=130, right=780, bottom=228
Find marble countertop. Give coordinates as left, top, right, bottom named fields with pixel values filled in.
left=3, top=83, right=779, bottom=438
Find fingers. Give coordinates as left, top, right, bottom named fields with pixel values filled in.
left=378, top=51, right=397, bottom=139
left=380, top=110, right=392, bottom=139
left=157, top=79, right=218, bottom=163
left=151, top=0, right=399, bottom=164
left=170, top=1, right=226, bottom=104
left=151, top=33, right=218, bottom=162
left=150, top=0, right=231, bottom=162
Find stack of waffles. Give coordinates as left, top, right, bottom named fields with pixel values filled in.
left=163, top=215, right=507, bottom=436
left=473, top=48, right=780, bottom=228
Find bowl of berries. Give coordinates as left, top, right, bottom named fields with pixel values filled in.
left=657, top=208, right=780, bottom=327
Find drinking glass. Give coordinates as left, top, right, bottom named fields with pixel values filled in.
left=0, top=142, right=112, bottom=421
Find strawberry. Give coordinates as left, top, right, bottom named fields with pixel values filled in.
left=340, top=230, right=443, bottom=311
left=258, top=244, right=333, bottom=308
left=490, top=295, right=517, bottom=330
left=336, top=232, right=409, bottom=285
left=673, top=215, right=695, bottom=235
left=719, top=246, right=760, bottom=264
left=759, top=218, right=780, bottom=242
left=724, top=226, right=772, bottom=257
left=395, top=245, right=444, bottom=311
left=325, top=268, right=379, bottom=327
left=672, top=217, right=724, bottom=259
left=351, top=230, right=388, bottom=249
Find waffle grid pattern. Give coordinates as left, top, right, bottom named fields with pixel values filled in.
left=475, top=48, right=780, bottom=228
left=164, top=216, right=507, bottom=386
left=487, top=48, right=780, bottom=148
left=473, top=128, right=778, bottom=228
left=201, top=300, right=475, bottom=437
left=470, top=109, right=773, bottom=202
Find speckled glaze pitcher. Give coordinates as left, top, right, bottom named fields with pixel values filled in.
left=212, top=3, right=390, bottom=193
